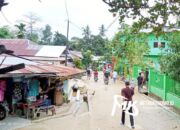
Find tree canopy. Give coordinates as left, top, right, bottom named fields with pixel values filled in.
left=0, top=26, right=14, bottom=38
left=40, top=24, right=53, bottom=45
left=103, top=0, right=180, bottom=33
left=53, top=31, right=67, bottom=46
left=82, top=50, right=92, bottom=68
left=15, top=23, right=26, bottom=39
left=160, top=31, right=180, bottom=82
left=111, top=25, right=149, bottom=76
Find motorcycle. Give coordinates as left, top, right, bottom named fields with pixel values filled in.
left=0, top=102, right=9, bottom=120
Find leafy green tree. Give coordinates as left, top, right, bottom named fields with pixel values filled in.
left=53, top=31, right=67, bottom=46
left=69, top=37, right=83, bottom=50
left=68, top=25, right=110, bottom=59
left=103, top=0, right=180, bottom=33
left=27, top=33, right=39, bottom=43
left=41, top=24, right=53, bottom=45
left=15, top=23, right=26, bottom=38
left=112, top=26, right=149, bottom=77
left=82, top=50, right=92, bottom=68
left=80, top=26, right=92, bottom=52
left=90, top=35, right=108, bottom=55
left=0, top=26, right=14, bottom=38
left=160, top=31, right=180, bottom=82
left=101, top=41, right=113, bottom=62
left=76, top=25, right=109, bottom=56
left=73, top=58, right=83, bottom=69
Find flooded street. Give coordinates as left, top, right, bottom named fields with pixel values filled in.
left=16, top=73, right=180, bottom=130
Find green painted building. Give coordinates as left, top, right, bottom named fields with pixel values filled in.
left=144, top=34, right=168, bottom=70
left=132, top=33, right=180, bottom=109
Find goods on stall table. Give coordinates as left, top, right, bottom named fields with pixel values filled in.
left=16, top=98, right=54, bottom=119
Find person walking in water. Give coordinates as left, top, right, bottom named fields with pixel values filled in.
left=112, top=70, right=118, bottom=83
left=121, top=81, right=135, bottom=129
left=93, top=70, right=98, bottom=82
left=86, top=68, right=91, bottom=80
left=137, top=73, right=143, bottom=93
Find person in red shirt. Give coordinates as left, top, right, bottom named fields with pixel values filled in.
left=121, top=81, right=135, bottom=129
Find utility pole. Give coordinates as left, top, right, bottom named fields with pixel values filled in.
left=65, top=20, right=69, bottom=66
left=64, top=0, right=69, bottom=66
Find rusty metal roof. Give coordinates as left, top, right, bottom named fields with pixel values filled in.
left=0, top=39, right=40, bottom=56
left=0, top=39, right=67, bottom=58
left=0, top=64, right=84, bottom=78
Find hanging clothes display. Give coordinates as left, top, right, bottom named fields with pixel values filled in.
left=28, top=78, right=39, bottom=97
left=0, top=80, right=6, bottom=102
left=13, top=83, right=22, bottom=101
left=39, top=78, right=49, bottom=91
left=5, top=78, right=14, bottom=114
left=22, top=79, right=29, bottom=101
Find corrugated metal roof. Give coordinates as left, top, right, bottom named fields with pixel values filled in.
left=0, top=39, right=40, bottom=56
left=23, top=56, right=66, bottom=61
left=0, top=56, right=38, bottom=65
left=0, top=55, right=84, bottom=77
left=0, top=39, right=66, bottom=58
left=0, top=64, right=84, bottom=77
left=35, top=46, right=66, bottom=57
left=69, top=51, right=83, bottom=59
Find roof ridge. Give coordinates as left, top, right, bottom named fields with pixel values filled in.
left=0, top=38, right=28, bottom=41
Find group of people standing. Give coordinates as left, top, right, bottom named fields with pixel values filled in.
left=86, top=67, right=118, bottom=84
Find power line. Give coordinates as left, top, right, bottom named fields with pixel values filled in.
left=106, top=16, right=119, bottom=31
left=1, top=11, right=12, bottom=24
left=69, top=21, right=83, bottom=31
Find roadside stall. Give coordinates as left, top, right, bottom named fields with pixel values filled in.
left=0, top=56, right=84, bottom=120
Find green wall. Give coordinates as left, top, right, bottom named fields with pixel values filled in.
left=148, top=34, right=168, bottom=56
left=133, top=66, right=180, bottom=109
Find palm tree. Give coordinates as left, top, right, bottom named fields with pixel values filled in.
left=15, top=23, right=26, bottom=39
left=82, top=25, right=91, bottom=39
left=99, top=24, right=106, bottom=37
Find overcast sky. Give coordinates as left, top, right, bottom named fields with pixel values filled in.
left=0, top=0, right=122, bottom=39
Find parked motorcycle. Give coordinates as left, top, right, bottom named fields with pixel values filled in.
left=0, top=102, right=8, bottom=120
